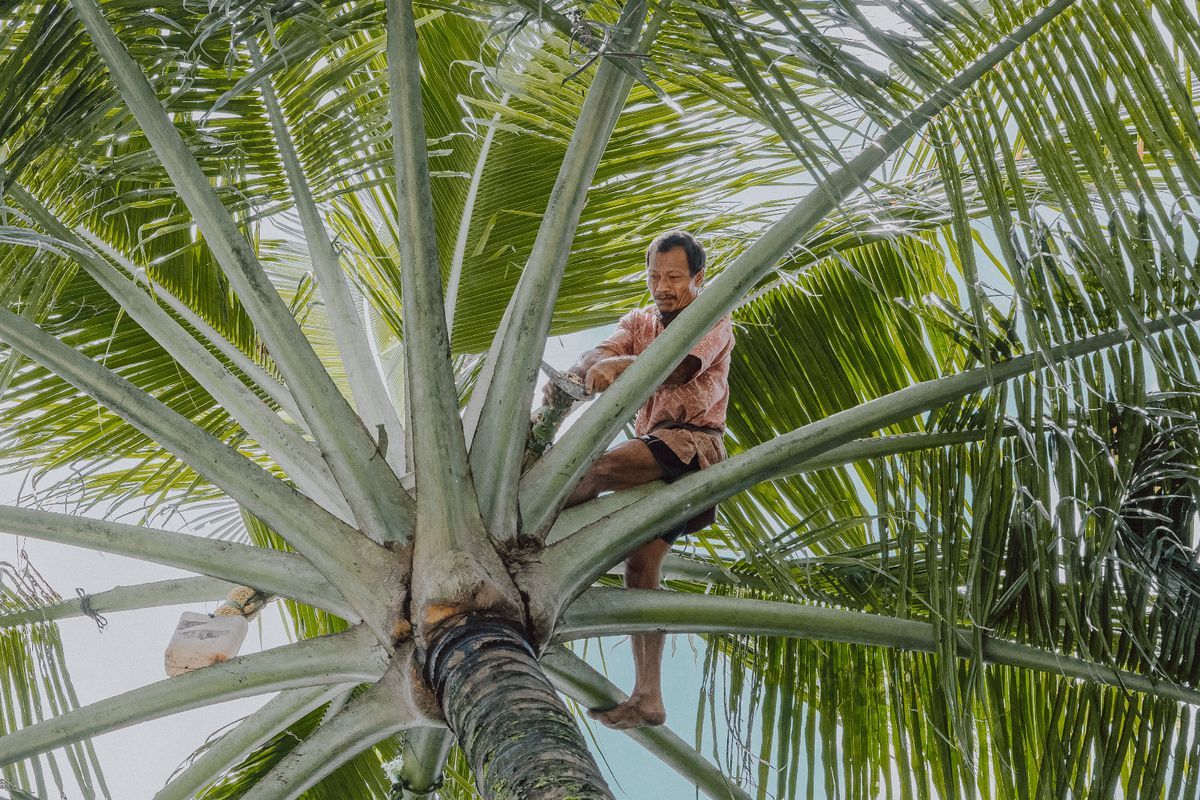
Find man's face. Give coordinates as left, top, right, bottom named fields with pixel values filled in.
left=647, top=247, right=703, bottom=314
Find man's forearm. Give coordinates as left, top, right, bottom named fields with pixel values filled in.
left=592, top=355, right=636, bottom=376
left=579, top=352, right=697, bottom=393
left=662, top=355, right=701, bottom=386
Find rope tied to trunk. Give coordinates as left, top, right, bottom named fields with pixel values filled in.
left=74, top=588, right=108, bottom=632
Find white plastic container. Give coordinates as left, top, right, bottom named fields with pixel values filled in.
left=164, top=612, right=249, bottom=677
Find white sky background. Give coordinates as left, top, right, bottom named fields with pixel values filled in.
left=0, top=326, right=763, bottom=800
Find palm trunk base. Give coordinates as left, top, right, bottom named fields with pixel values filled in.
left=425, top=615, right=613, bottom=799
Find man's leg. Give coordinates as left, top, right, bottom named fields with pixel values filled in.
left=573, top=433, right=720, bottom=729
left=587, top=537, right=672, bottom=729
left=565, top=438, right=676, bottom=728
left=563, top=438, right=665, bottom=508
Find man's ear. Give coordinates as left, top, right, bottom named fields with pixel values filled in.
left=694, top=270, right=705, bottom=287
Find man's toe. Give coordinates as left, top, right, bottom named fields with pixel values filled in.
left=589, top=701, right=642, bottom=730
left=606, top=708, right=642, bottom=730
left=588, top=704, right=623, bottom=727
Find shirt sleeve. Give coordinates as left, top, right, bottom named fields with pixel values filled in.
left=688, top=314, right=733, bottom=372
left=594, top=310, right=640, bottom=357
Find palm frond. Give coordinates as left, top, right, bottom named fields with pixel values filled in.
left=5, top=0, right=1200, bottom=795
left=0, top=556, right=108, bottom=800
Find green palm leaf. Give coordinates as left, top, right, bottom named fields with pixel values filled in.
left=3, top=0, right=1200, bottom=796
left=0, top=558, right=108, bottom=799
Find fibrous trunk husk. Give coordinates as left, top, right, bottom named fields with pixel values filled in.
left=425, top=614, right=612, bottom=799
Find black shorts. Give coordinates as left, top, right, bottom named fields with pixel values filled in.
left=640, top=434, right=719, bottom=545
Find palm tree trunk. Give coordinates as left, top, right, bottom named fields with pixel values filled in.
left=425, top=615, right=612, bottom=799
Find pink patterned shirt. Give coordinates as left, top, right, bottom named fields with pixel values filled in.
left=596, top=306, right=734, bottom=466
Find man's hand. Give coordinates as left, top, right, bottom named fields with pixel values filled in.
left=585, top=356, right=635, bottom=394
left=541, top=348, right=617, bottom=405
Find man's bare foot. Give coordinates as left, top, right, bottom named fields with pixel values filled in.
left=587, top=696, right=667, bottom=730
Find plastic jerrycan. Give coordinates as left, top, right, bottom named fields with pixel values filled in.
left=163, top=587, right=266, bottom=677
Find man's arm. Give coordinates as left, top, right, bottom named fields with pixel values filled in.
left=541, top=347, right=698, bottom=404
left=574, top=348, right=613, bottom=379
left=541, top=318, right=705, bottom=404
left=581, top=352, right=699, bottom=394
left=662, top=354, right=701, bottom=387
left=592, top=313, right=727, bottom=393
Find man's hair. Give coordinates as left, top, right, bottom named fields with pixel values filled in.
left=646, top=230, right=706, bottom=277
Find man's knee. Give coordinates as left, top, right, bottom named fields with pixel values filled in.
left=588, top=449, right=623, bottom=485
left=587, top=441, right=662, bottom=494
left=625, top=541, right=668, bottom=588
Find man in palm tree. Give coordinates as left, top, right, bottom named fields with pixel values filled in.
left=545, top=230, right=734, bottom=729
